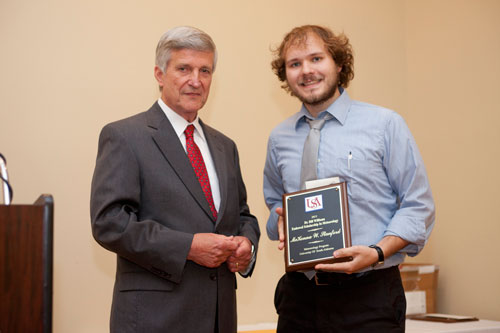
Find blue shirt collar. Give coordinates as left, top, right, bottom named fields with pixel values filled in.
left=293, top=87, right=352, bottom=129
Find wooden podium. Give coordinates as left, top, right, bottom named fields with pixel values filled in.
left=0, top=194, right=54, bottom=333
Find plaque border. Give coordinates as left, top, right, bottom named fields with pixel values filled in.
left=282, top=182, right=352, bottom=272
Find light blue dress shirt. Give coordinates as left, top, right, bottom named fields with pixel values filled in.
left=263, top=89, right=435, bottom=269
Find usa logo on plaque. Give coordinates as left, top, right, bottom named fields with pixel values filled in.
left=305, top=194, right=323, bottom=212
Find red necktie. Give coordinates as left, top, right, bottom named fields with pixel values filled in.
left=185, top=125, right=217, bottom=220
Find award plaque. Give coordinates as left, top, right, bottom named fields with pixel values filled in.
left=282, top=182, right=352, bottom=272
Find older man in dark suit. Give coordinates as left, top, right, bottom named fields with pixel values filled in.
left=90, top=26, right=260, bottom=333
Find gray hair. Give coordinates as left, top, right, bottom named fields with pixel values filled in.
left=155, top=26, right=218, bottom=73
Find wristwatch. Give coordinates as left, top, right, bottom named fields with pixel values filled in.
left=369, top=245, right=385, bottom=268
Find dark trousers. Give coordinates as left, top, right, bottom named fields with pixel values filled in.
left=274, top=266, right=406, bottom=333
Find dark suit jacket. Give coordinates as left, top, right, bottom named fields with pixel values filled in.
left=90, top=102, right=260, bottom=333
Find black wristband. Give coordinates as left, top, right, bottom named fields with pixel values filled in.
left=369, top=244, right=384, bottom=267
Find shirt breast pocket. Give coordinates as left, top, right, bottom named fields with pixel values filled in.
left=332, top=156, right=380, bottom=202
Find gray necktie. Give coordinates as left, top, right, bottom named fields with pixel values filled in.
left=300, top=114, right=332, bottom=189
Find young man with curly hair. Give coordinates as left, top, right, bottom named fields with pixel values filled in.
left=264, top=25, right=435, bottom=332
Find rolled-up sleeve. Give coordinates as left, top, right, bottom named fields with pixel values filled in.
left=383, top=113, right=435, bottom=256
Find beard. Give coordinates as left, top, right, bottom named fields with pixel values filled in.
left=290, top=74, right=339, bottom=106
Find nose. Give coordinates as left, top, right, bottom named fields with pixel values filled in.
left=188, top=70, right=201, bottom=88
left=302, top=60, right=314, bottom=74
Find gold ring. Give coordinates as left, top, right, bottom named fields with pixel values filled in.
left=236, top=262, right=239, bottom=269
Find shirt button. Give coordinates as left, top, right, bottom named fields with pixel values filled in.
left=209, top=273, right=217, bottom=281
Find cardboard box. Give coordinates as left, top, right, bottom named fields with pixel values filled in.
left=399, top=263, right=439, bottom=314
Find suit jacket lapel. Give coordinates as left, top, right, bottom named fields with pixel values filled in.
left=146, top=103, right=215, bottom=221
left=200, top=120, right=228, bottom=227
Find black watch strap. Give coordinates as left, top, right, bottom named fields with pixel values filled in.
left=369, top=245, right=385, bottom=267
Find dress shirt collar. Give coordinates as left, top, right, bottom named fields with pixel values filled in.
left=157, top=98, right=207, bottom=142
left=294, top=87, right=352, bottom=129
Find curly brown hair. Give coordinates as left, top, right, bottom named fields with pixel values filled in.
left=271, top=25, right=354, bottom=93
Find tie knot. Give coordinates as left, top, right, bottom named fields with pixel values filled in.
left=185, top=124, right=195, bottom=138
left=306, top=118, right=326, bottom=131
left=306, top=114, right=333, bottom=130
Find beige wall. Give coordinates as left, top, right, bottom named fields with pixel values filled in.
left=0, top=0, right=498, bottom=331
left=403, top=0, right=500, bottom=320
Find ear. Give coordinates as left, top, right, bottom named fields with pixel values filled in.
left=337, top=65, right=342, bottom=74
left=154, top=66, right=165, bottom=88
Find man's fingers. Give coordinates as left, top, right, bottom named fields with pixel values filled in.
left=222, top=238, right=239, bottom=252
left=276, top=207, right=283, bottom=216
left=333, top=248, right=348, bottom=259
left=189, top=233, right=241, bottom=268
